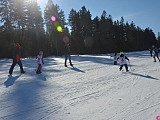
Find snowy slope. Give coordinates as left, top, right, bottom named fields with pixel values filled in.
left=0, top=51, right=160, bottom=120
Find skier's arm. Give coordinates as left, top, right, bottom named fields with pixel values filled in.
left=125, top=56, right=129, bottom=61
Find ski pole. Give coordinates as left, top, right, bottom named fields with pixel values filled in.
left=128, top=61, right=132, bottom=72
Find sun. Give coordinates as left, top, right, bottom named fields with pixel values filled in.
left=29, top=0, right=43, bottom=4
left=28, top=0, right=37, bottom=4
left=29, top=0, right=36, bottom=2
left=28, top=0, right=44, bottom=7
left=37, top=0, right=47, bottom=6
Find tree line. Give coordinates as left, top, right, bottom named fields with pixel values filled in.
left=0, top=0, right=159, bottom=58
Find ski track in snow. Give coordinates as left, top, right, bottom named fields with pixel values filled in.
left=0, top=51, right=160, bottom=120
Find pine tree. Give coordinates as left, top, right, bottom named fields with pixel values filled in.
left=0, top=0, right=16, bottom=57
left=25, top=0, right=45, bottom=56
left=44, top=0, right=66, bottom=55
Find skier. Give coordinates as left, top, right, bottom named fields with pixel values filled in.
left=62, top=29, right=73, bottom=67
left=113, top=53, right=118, bottom=65
left=152, top=46, right=160, bottom=62
left=36, top=51, right=44, bottom=74
left=117, top=52, right=129, bottom=72
left=64, top=42, right=73, bottom=67
left=9, top=43, right=25, bottom=75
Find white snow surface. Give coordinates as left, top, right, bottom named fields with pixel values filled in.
left=0, top=51, right=160, bottom=120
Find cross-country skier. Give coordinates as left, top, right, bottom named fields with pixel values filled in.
left=113, top=53, right=118, bottom=65
left=9, top=43, right=25, bottom=75
left=36, top=51, right=44, bottom=74
left=117, top=52, right=129, bottom=72
left=152, top=45, right=160, bottom=62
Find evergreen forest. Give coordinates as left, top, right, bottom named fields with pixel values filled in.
left=0, top=0, right=160, bottom=58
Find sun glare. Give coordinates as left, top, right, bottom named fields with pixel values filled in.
left=37, top=0, right=47, bottom=6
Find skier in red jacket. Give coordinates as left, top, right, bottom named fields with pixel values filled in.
left=9, top=43, right=25, bottom=75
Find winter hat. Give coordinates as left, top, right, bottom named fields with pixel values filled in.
left=120, top=51, right=124, bottom=55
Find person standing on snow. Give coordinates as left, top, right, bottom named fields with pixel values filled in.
left=113, top=53, right=118, bottom=65
left=62, top=29, right=73, bottom=67
left=9, top=43, right=25, bottom=75
left=36, top=51, right=44, bottom=74
left=64, top=42, right=73, bottom=67
left=152, top=45, right=160, bottom=62
left=117, top=52, right=129, bottom=72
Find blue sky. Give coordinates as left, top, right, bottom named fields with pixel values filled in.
left=40, top=0, right=159, bottom=37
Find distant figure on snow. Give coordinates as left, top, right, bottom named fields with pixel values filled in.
left=9, top=43, right=25, bottom=75
left=113, top=53, right=118, bottom=65
left=64, top=42, right=73, bottom=67
left=62, top=29, right=73, bottom=67
left=152, top=45, right=160, bottom=62
left=36, top=51, right=44, bottom=74
left=117, top=52, right=129, bottom=72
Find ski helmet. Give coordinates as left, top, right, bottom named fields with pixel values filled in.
left=120, top=51, right=124, bottom=55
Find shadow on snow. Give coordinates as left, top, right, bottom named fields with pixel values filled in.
left=4, top=75, right=21, bottom=87
left=131, top=73, right=159, bottom=80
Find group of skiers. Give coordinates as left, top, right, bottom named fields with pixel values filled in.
left=149, top=45, right=160, bottom=62
left=9, top=40, right=159, bottom=75
left=8, top=43, right=44, bottom=75
left=113, top=45, right=160, bottom=72
left=9, top=29, right=73, bottom=75
left=8, top=41, right=73, bottom=75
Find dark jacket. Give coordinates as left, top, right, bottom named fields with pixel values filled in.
left=117, top=54, right=129, bottom=61
left=13, top=47, right=21, bottom=61
left=64, top=43, right=71, bottom=55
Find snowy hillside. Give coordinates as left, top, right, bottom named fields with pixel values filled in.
left=0, top=51, right=160, bottom=120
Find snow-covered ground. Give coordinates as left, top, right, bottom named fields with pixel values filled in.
left=0, top=51, right=160, bottom=120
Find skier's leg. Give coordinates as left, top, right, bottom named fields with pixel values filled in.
left=153, top=55, right=156, bottom=62
left=17, top=60, right=25, bottom=73
left=119, top=65, right=123, bottom=71
left=156, top=55, right=160, bottom=61
left=68, top=55, right=73, bottom=66
left=150, top=51, right=152, bottom=57
left=36, top=64, right=41, bottom=74
left=114, top=61, right=117, bottom=65
left=9, top=59, right=17, bottom=74
left=36, top=65, right=39, bottom=74
left=38, top=64, right=42, bottom=73
left=64, top=55, right=68, bottom=67
left=124, top=64, right=129, bottom=72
